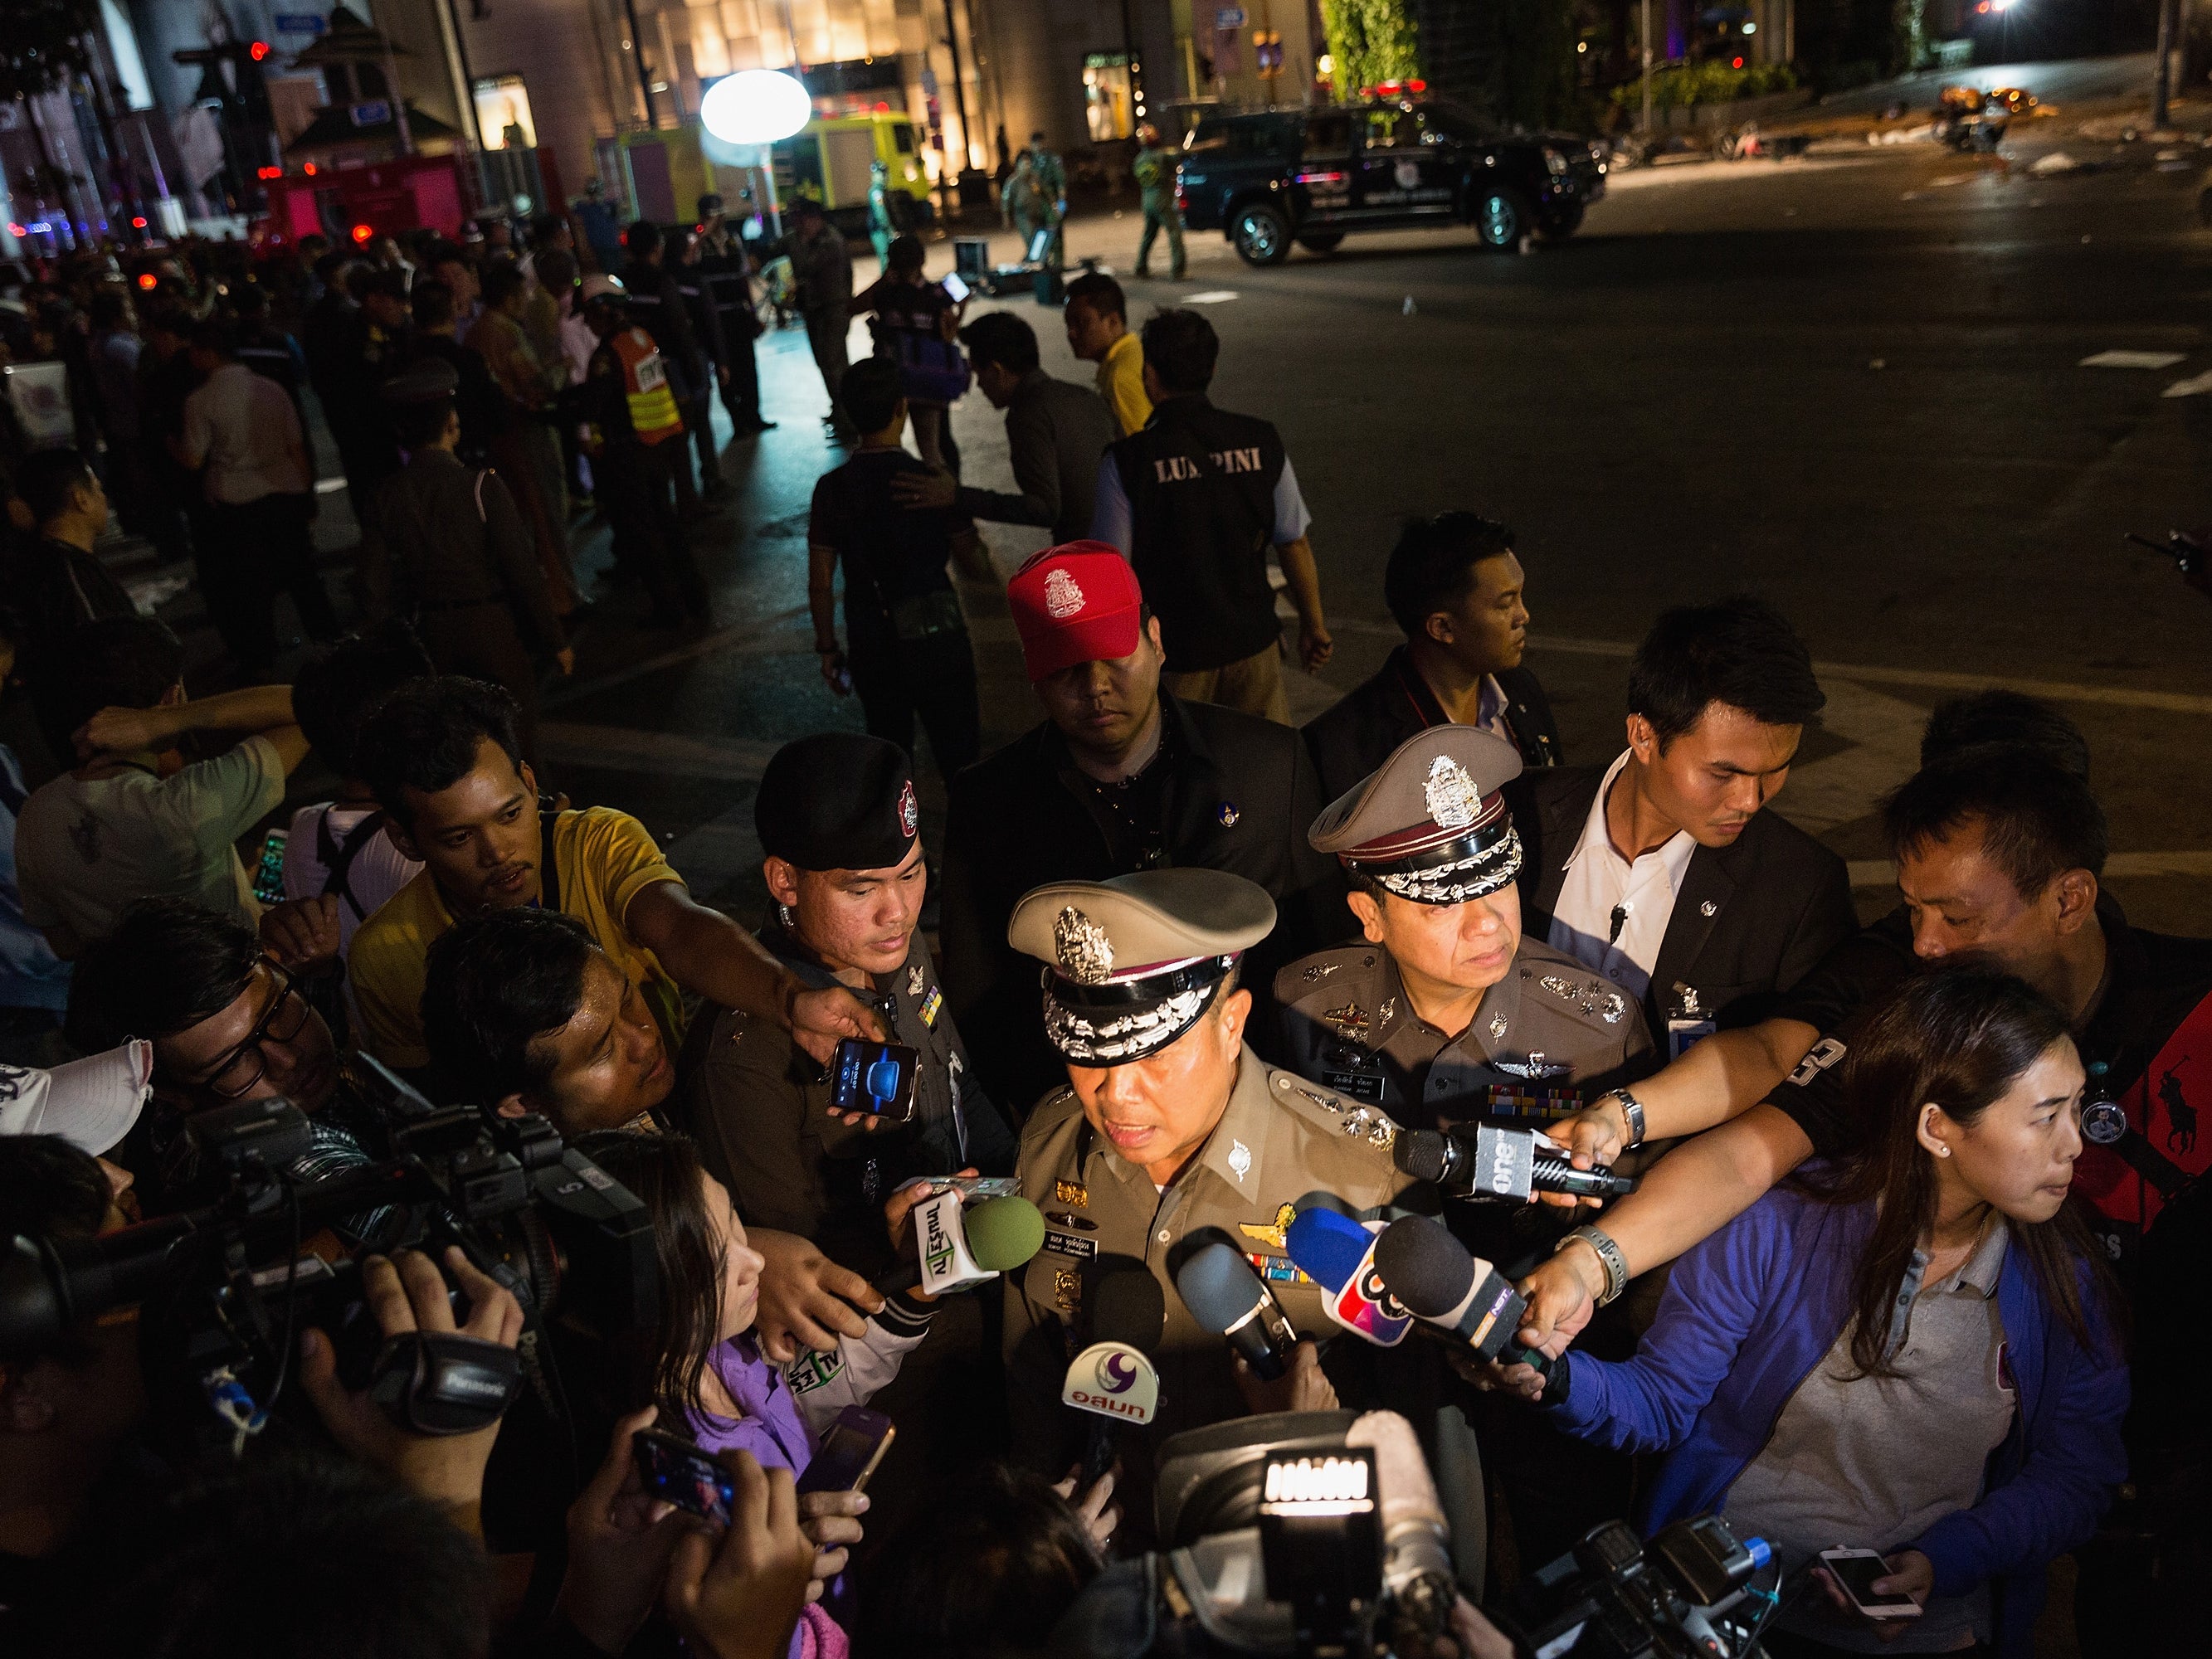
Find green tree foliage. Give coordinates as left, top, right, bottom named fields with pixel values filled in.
left=0, top=0, right=100, bottom=104
left=1607, top=59, right=1798, bottom=111
left=1321, top=0, right=1421, bottom=99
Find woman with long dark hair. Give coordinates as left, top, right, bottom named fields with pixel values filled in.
left=1538, top=963, right=2126, bottom=1657
left=574, top=1131, right=937, bottom=1654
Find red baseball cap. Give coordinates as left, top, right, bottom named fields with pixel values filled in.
left=1008, top=542, right=1144, bottom=681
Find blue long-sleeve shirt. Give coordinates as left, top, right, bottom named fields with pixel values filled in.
left=1552, top=1181, right=2127, bottom=1657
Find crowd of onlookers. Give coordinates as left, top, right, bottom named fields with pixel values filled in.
left=0, top=200, right=2206, bottom=1659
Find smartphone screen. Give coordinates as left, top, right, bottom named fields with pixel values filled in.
left=942, top=270, right=971, bottom=304
left=251, top=829, right=289, bottom=905
left=795, top=1407, right=895, bottom=1495
left=1823, top=1551, right=1921, bottom=1614
left=829, top=1039, right=919, bottom=1121
left=634, top=1428, right=736, bottom=1526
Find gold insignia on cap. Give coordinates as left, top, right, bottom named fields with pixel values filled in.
left=1424, top=754, right=1482, bottom=830
left=1054, top=906, right=1114, bottom=985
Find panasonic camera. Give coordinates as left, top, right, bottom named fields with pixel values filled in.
left=0, top=1061, right=655, bottom=1456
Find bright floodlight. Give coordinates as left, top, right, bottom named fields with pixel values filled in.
left=700, top=70, right=811, bottom=146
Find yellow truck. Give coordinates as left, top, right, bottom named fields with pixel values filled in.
left=614, top=109, right=933, bottom=231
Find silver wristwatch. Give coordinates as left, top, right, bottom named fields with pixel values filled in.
left=1602, top=1086, right=1647, bottom=1151
left=1560, top=1224, right=1631, bottom=1306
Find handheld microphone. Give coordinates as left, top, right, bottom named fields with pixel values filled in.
left=875, top=1193, right=1046, bottom=1295
left=1175, top=1237, right=1299, bottom=1381
left=1345, top=1409, right=1457, bottom=1643
left=1370, top=1214, right=1553, bottom=1378
left=1063, top=1262, right=1167, bottom=1484
left=1284, top=1205, right=1412, bottom=1347
left=1395, top=1125, right=1637, bottom=1203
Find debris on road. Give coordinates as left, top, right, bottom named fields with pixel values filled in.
left=2080, top=350, right=2188, bottom=369
left=2163, top=370, right=2212, bottom=398
left=2029, top=151, right=2081, bottom=175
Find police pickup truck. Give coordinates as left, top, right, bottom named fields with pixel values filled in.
left=1175, top=98, right=1608, bottom=265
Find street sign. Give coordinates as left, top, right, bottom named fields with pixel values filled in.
left=1216, top=7, right=1246, bottom=25
left=349, top=100, right=392, bottom=126
left=273, top=12, right=325, bottom=33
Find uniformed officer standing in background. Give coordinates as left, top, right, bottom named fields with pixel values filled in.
left=680, top=732, right=1015, bottom=1274
left=357, top=359, right=571, bottom=762
left=1001, top=867, right=1412, bottom=1544
left=694, top=193, right=773, bottom=435
left=1277, top=727, right=1652, bottom=1130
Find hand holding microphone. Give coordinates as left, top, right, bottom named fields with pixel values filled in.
left=1395, top=1125, right=1636, bottom=1204
left=1369, top=1215, right=1556, bottom=1384
left=872, top=1192, right=1045, bottom=1297
left=1060, top=1261, right=1166, bottom=1489
left=1173, top=1233, right=1337, bottom=1411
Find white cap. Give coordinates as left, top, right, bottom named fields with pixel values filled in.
left=0, top=1040, right=154, bottom=1155
left=579, top=273, right=627, bottom=304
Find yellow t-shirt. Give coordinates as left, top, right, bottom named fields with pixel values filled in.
left=1096, top=330, right=1152, bottom=438
left=350, top=805, right=685, bottom=1071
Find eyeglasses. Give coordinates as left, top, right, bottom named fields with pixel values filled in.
left=194, top=965, right=313, bottom=1099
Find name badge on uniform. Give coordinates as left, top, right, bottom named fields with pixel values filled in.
left=1044, top=1227, right=1099, bottom=1262
left=1322, top=1043, right=1386, bottom=1103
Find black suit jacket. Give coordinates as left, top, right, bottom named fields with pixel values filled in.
left=939, top=693, right=1351, bottom=1117
left=1303, top=645, right=1563, bottom=805
left=1504, top=763, right=1859, bottom=1038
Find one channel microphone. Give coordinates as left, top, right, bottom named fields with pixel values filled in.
left=1370, top=1214, right=1553, bottom=1378
left=1395, top=1125, right=1637, bottom=1203
left=1064, top=1262, right=1167, bottom=1484
left=875, top=1193, right=1046, bottom=1295
left=1175, top=1238, right=1299, bottom=1382
left=1284, top=1204, right=1412, bottom=1347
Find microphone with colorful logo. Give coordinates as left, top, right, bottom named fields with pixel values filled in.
left=875, top=1190, right=1046, bottom=1297
left=1284, top=1191, right=1414, bottom=1348
left=1062, top=1259, right=1167, bottom=1483
left=1370, top=1214, right=1555, bottom=1378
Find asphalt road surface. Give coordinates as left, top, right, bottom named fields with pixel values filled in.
left=94, top=61, right=2212, bottom=941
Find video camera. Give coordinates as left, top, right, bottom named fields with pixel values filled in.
left=1058, top=1410, right=1774, bottom=1659
left=0, top=1059, right=655, bottom=1455
left=1495, top=1514, right=1777, bottom=1659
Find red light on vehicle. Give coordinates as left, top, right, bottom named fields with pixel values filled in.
left=352, top=222, right=374, bottom=243
left=131, top=215, right=148, bottom=228
left=874, top=100, right=890, bottom=111
left=1406, top=78, right=1427, bottom=92
left=5, top=223, right=22, bottom=237
left=303, top=161, right=317, bottom=175
left=138, top=272, right=158, bottom=289
left=1732, top=55, right=1744, bottom=66
left=257, top=165, right=283, bottom=179
left=249, top=40, right=270, bottom=60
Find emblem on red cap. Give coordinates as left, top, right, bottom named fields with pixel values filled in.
left=1043, top=567, right=1085, bottom=619
left=898, top=781, right=918, bottom=838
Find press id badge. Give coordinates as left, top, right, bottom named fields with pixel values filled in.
left=1666, top=1018, right=1717, bottom=1061
left=633, top=349, right=667, bottom=392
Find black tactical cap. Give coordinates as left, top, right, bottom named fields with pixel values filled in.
left=755, top=734, right=919, bottom=873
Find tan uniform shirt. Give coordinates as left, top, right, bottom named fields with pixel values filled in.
left=1273, top=935, right=1654, bottom=1130
left=1004, top=1044, right=1411, bottom=1525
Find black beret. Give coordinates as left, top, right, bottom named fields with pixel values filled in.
left=380, top=358, right=460, bottom=405
left=756, top=734, right=918, bottom=872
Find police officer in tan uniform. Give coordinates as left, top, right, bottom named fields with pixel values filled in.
left=1001, top=867, right=1414, bottom=1544
left=1276, top=727, right=1653, bottom=1131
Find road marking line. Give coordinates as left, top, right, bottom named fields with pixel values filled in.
left=1852, top=851, right=2212, bottom=888
left=1517, top=635, right=2212, bottom=717
left=1183, top=290, right=1241, bottom=304
left=2166, top=369, right=2212, bottom=398
left=2079, top=349, right=2187, bottom=369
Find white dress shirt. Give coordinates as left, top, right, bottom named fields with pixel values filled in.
left=181, top=362, right=309, bottom=504
left=1546, top=749, right=1697, bottom=1003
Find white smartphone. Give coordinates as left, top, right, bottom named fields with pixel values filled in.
left=941, top=270, right=972, bottom=304
left=1818, top=1547, right=1922, bottom=1618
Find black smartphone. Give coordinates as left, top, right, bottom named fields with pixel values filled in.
left=251, top=828, right=289, bottom=906
left=828, top=1039, right=919, bottom=1123
left=634, top=1427, right=737, bottom=1526
left=793, top=1406, right=896, bottom=1496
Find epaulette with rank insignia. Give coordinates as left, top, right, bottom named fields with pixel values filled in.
left=1267, top=1069, right=1396, bottom=1151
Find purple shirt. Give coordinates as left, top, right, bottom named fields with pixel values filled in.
left=686, top=1335, right=818, bottom=1472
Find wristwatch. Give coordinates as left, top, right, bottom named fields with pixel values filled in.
left=1601, top=1086, right=1648, bottom=1151
left=1560, top=1225, right=1631, bottom=1307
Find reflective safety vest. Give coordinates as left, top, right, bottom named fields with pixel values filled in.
left=609, top=325, right=683, bottom=445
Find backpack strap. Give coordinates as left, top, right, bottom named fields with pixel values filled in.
left=538, top=800, right=563, bottom=912
left=318, top=808, right=389, bottom=924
